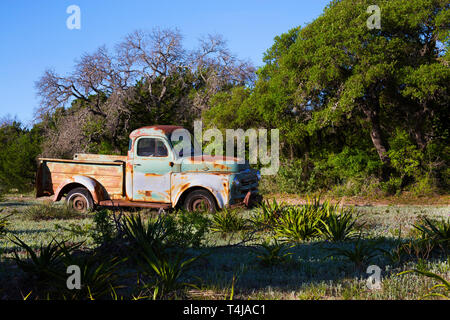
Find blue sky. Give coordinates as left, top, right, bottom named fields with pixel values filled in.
left=0, top=0, right=330, bottom=126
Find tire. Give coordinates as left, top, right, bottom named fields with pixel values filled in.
left=66, top=187, right=94, bottom=213
left=183, top=189, right=217, bottom=213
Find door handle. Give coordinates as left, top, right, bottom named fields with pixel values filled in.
left=134, top=164, right=141, bottom=167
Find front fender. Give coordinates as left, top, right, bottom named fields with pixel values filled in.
left=171, top=172, right=231, bottom=209
left=53, top=175, right=109, bottom=204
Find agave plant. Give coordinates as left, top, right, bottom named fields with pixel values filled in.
left=122, top=214, right=172, bottom=256
left=274, top=206, right=323, bottom=242
left=10, top=236, right=82, bottom=284
left=250, top=199, right=286, bottom=229
left=413, top=217, right=450, bottom=249
left=211, top=208, right=247, bottom=236
left=138, top=249, right=200, bottom=300
left=326, top=236, right=382, bottom=269
left=0, top=211, right=12, bottom=237
left=255, top=239, right=293, bottom=267
left=318, top=207, right=361, bottom=242
left=61, top=254, right=126, bottom=300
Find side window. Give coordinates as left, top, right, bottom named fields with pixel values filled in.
left=137, top=138, right=168, bottom=157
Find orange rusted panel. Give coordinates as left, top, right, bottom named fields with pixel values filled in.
left=129, top=125, right=184, bottom=139
left=145, top=173, right=162, bottom=177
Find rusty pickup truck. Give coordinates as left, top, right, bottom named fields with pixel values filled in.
left=36, top=125, right=260, bottom=213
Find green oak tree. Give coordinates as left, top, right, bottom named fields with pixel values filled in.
left=206, top=0, right=449, bottom=185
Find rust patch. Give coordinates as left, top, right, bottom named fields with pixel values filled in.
left=175, top=183, right=191, bottom=200
left=145, top=173, right=162, bottom=177
left=138, top=190, right=153, bottom=198
left=186, top=155, right=240, bottom=163
left=129, top=125, right=184, bottom=139
left=213, top=163, right=231, bottom=171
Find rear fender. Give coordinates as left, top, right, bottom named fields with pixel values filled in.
left=53, top=175, right=109, bottom=204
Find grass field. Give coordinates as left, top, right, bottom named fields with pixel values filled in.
left=0, top=193, right=448, bottom=300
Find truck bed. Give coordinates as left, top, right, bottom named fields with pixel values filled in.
left=36, top=154, right=126, bottom=199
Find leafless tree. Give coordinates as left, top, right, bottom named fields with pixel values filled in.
left=35, top=27, right=255, bottom=157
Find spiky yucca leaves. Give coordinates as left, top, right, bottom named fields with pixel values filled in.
left=11, top=236, right=125, bottom=300
left=0, top=210, right=11, bottom=236
left=326, top=236, right=382, bottom=269
left=255, top=239, right=293, bottom=267
left=274, top=205, right=323, bottom=242
left=318, top=207, right=361, bottom=242
left=250, top=199, right=287, bottom=229
left=137, top=249, right=201, bottom=300
left=11, top=237, right=73, bottom=283
left=60, top=254, right=126, bottom=300
left=413, top=217, right=450, bottom=249
left=398, top=269, right=449, bottom=300
left=255, top=197, right=356, bottom=242
left=10, top=237, right=86, bottom=298
left=122, top=214, right=172, bottom=256
left=211, top=208, right=247, bottom=236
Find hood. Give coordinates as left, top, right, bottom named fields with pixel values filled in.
left=180, top=155, right=249, bottom=173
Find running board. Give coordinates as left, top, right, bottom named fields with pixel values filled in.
left=99, top=200, right=171, bottom=209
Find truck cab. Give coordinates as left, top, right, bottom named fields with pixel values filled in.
left=36, top=125, right=261, bottom=212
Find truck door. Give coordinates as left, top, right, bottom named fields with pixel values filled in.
left=132, top=136, right=172, bottom=203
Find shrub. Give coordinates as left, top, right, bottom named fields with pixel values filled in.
left=274, top=205, right=323, bottom=242
left=91, top=209, right=117, bottom=245
left=59, top=253, right=126, bottom=300
left=10, top=237, right=81, bottom=285
left=380, top=176, right=403, bottom=195
left=24, top=202, right=85, bottom=221
left=165, top=210, right=211, bottom=248
left=410, top=175, right=439, bottom=196
left=413, top=217, right=450, bottom=249
left=276, top=158, right=337, bottom=194
left=250, top=199, right=286, bottom=229
left=122, top=214, right=172, bottom=257
left=387, top=130, right=424, bottom=181
left=326, top=237, right=382, bottom=269
left=137, top=249, right=200, bottom=300
left=255, top=239, right=293, bottom=267
left=0, top=210, right=11, bottom=237
left=272, top=197, right=336, bottom=242
left=211, top=208, right=247, bottom=236
left=318, top=207, right=361, bottom=242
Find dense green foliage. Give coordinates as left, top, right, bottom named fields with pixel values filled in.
left=206, top=0, right=449, bottom=195
left=0, top=121, right=42, bottom=192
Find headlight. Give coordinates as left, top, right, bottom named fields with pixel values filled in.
left=256, top=170, right=261, bottom=181
left=233, top=176, right=241, bottom=187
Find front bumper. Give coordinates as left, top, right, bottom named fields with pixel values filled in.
left=228, top=169, right=261, bottom=208
left=229, top=189, right=262, bottom=209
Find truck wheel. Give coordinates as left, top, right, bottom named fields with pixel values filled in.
left=184, top=190, right=217, bottom=213
left=67, top=187, right=94, bottom=213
